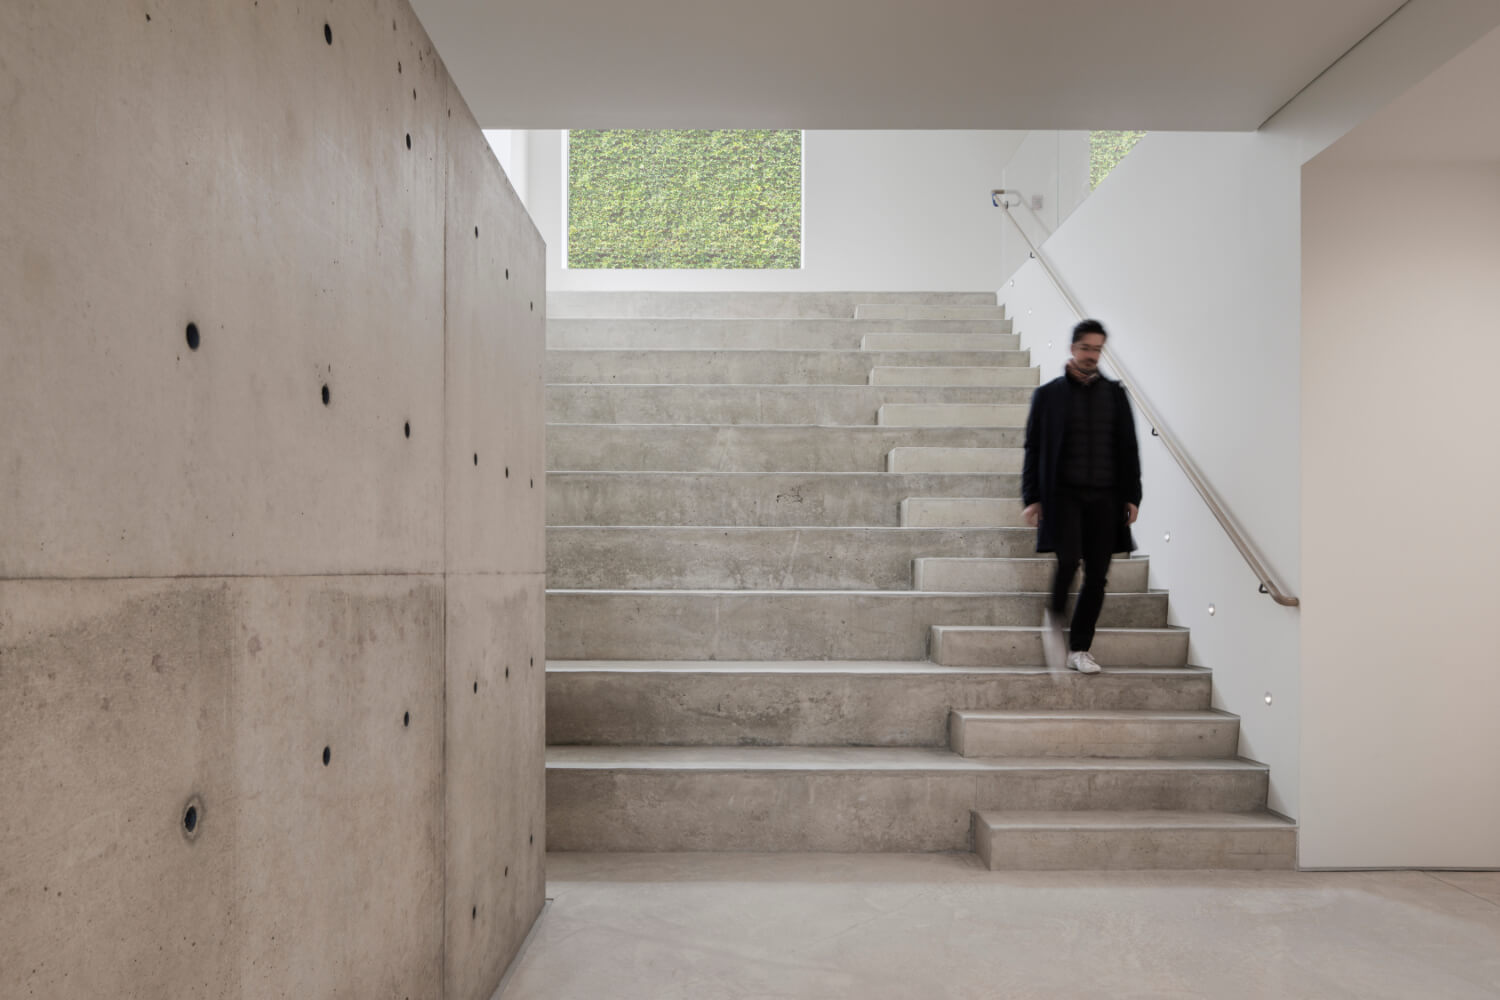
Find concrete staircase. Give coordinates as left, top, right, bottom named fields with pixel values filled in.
left=544, top=291, right=1295, bottom=869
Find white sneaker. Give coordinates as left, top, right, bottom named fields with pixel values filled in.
left=1067, top=650, right=1102, bottom=674
left=1042, top=610, right=1067, bottom=672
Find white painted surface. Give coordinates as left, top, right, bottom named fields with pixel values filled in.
left=527, top=130, right=1026, bottom=292
left=412, top=0, right=1403, bottom=130
left=1299, top=25, right=1500, bottom=869
left=484, top=129, right=530, bottom=206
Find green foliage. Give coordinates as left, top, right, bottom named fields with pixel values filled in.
left=1090, top=131, right=1147, bottom=190
left=567, top=130, right=803, bottom=270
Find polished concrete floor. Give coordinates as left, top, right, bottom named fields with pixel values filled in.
left=499, top=854, right=1500, bottom=999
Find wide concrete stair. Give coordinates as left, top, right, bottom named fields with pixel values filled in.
left=544, top=290, right=1295, bottom=869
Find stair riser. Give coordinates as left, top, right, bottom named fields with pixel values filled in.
left=975, top=824, right=1296, bottom=870
left=950, top=716, right=1240, bottom=759
left=548, top=426, right=1021, bottom=473
left=548, top=527, right=1035, bottom=590
left=547, top=350, right=1030, bottom=385
left=549, top=291, right=998, bottom=319
left=856, top=305, right=1009, bottom=321
left=914, top=558, right=1149, bottom=593
left=546, top=592, right=1169, bottom=660
left=877, top=404, right=1029, bottom=427
left=547, top=385, right=1037, bottom=426
left=901, top=499, right=1026, bottom=527
left=547, top=768, right=1268, bottom=852
left=887, top=448, right=1023, bottom=474
left=860, top=334, right=1019, bottom=351
left=546, top=671, right=1215, bottom=746
left=549, top=472, right=1020, bottom=527
left=871, top=367, right=1039, bottom=387
left=932, top=628, right=1190, bottom=667
left=547, top=318, right=1015, bottom=350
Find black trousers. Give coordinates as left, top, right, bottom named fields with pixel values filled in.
left=1050, top=486, right=1117, bottom=652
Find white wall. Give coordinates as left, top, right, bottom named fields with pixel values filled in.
left=1301, top=161, right=1500, bottom=868
left=1000, top=131, right=1306, bottom=819
left=483, top=129, right=529, bottom=206
left=523, top=129, right=1025, bottom=291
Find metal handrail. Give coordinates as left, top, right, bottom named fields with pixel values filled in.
left=991, top=189, right=1300, bottom=608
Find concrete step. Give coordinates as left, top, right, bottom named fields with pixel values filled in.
left=548, top=472, right=1019, bottom=527
left=877, top=403, right=1028, bottom=427
left=901, top=498, right=1026, bottom=527
left=547, top=349, right=1031, bottom=385
left=548, top=290, right=997, bottom=319
left=973, top=810, right=1297, bottom=870
left=546, top=746, right=1271, bottom=852
left=931, top=626, right=1191, bottom=668
left=547, top=424, right=1020, bottom=473
left=887, top=447, right=1023, bottom=473
left=546, top=661, right=1215, bottom=746
left=547, top=317, right=1016, bottom=351
left=860, top=333, right=1019, bottom=352
left=546, top=384, right=1038, bottom=426
left=545, top=590, right=1169, bottom=660
left=870, top=366, right=1040, bottom=387
left=547, top=526, right=1037, bottom=590
left=856, top=304, right=1009, bottom=321
left=949, top=710, right=1240, bottom=759
left=913, top=556, right=1149, bottom=593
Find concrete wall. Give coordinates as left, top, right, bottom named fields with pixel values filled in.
left=524, top=129, right=1025, bottom=292
left=1299, top=26, right=1500, bottom=869
left=0, top=2, right=545, bottom=997
left=996, top=0, right=1500, bottom=859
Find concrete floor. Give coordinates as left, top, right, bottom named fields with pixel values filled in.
left=499, top=854, right=1500, bottom=999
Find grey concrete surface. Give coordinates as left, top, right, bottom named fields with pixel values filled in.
left=869, top=364, right=1040, bottom=386
left=856, top=304, right=1010, bottom=321
left=546, top=748, right=1270, bottom=851
left=546, top=526, right=1036, bottom=590
left=931, top=625, right=1193, bottom=667
left=877, top=402, right=1029, bottom=426
left=547, top=471, right=1020, bottom=526
left=546, top=590, right=1169, bottom=660
left=950, top=709, right=1240, bottom=759
left=548, top=424, right=1020, bottom=472
left=860, top=332, right=1018, bottom=351
left=547, top=317, right=1015, bottom=351
left=546, top=349, right=1029, bottom=384
left=546, top=662, right=1216, bottom=746
left=973, top=810, right=1297, bottom=870
left=913, top=555, right=1148, bottom=593
left=547, top=383, right=1036, bottom=426
left=548, top=290, right=998, bottom=319
left=2, top=2, right=545, bottom=996
left=501, top=857, right=1500, bottom=1000
left=900, top=497, right=1027, bottom=526
left=887, top=446, right=1024, bottom=473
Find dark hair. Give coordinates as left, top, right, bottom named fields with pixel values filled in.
left=1072, top=319, right=1108, bottom=343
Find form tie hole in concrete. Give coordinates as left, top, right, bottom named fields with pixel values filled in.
left=181, top=796, right=204, bottom=841
left=472, top=906, right=477, bottom=920
left=473, top=681, right=478, bottom=693
left=529, top=834, right=534, bottom=845
left=530, top=302, right=534, bottom=312
left=413, top=89, right=417, bottom=101
left=322, top=746, right=331, bottom=766
left=403, top=711, right=410, bottom=727
left=404, top=422, right=411, bottom=439
left=398, top=60, right=402, bottom=73
left=185, top=323, right=200, bottom=351
left=405, top=133, right=412, bottom=150
left=530, top=479, right=534, bottom=489
left=473, top=453, right=478, bottom=466
left=504, top=467, right=509, bottom=478
left=504, top=866, right=509, bottom=877
left=505, top=667, right=509, bottom=679
left=474, top=226, right=479, bottom=239
left=504, top=269, right=509, bottom=280
left=322, top=384, right=330, bottom=406
left=324, top=23, right=332, bottom=45
left=530, top=657, right=534, bottom=667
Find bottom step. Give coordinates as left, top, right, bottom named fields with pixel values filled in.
left=973, top=810, right=1296, bottom=870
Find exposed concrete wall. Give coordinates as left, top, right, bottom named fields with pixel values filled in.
left=0, top=2, right=545, bottom=997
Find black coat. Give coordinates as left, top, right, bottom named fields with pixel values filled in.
left=1021, top=373, right=1142, bottom=554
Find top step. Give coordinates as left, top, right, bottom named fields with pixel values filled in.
left=548, top=291, right=997, bottom=319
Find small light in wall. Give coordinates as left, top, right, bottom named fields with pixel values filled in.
left=1207, top=604, right=1216, bottom=616
left=1163, top=531, right=1171, bottom=542
left=1265, top=692, right=1274, bottom=706
left=1027, top=309, right=1033, bottom=316
left=1046, top=341, right=1053, bottom=349
left=1009, top=280, right=1015, bottom=288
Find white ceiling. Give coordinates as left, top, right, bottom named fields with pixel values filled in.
left=1316, top=24, right=1500, bottom=164
left=411, top=0, right=1406, bottom=130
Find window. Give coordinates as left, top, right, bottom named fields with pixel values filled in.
left=1090, top=131, right=1147, bottom=190
left=567, top=129, right=802, bottom=269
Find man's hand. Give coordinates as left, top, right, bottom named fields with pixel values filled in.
left=1023, top=503, right=1042, bottom=528
left=1126, top=503, right=1139, bottom=525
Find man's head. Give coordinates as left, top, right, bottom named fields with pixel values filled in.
left=1070, top=318, right=1108, bottom=373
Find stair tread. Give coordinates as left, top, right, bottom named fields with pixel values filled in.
left=955, top=709, right=1236, bottom=722
left=548, top=587, right=1154, bottom=597
left=934, top=625, right=1187, bottom=634
left=547, top=745, right=1267, bottom=772
left=975, top=809, right=1295, bottom=830
left=548, top=659, right=1211, bottom=676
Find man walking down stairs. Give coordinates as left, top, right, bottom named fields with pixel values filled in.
left=543, top=291, right=1295, bottom=870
